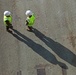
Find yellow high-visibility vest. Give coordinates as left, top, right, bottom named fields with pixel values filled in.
left=27, top=15, right=35, bottom=26
left=4, top=15, right=12, bottom=26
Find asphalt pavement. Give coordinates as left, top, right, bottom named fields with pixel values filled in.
left=0, top=0, right=76, bottom=75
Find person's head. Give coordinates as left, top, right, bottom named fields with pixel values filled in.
left=4, top=11, right=11, bottom=17
left=29, top=15, right=32, bottom=18
left=25, top=10, right=33, bottom=17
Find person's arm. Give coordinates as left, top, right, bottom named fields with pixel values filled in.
left=26, top=20, right=29, bottom=25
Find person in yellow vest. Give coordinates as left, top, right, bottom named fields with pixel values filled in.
left=3, top=11, right=13, bottom=33
left=25, top=10, right=35, bottom=31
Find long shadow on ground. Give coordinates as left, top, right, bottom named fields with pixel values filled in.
left=11, top=29, right=68, bottom=69
left=32, top=28, right=76, bottom=67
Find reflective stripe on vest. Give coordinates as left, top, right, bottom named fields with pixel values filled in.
left=4, top=16, right=12, bottom=26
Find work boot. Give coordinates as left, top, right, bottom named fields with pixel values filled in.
left=7, top=30, right=12, bottom=33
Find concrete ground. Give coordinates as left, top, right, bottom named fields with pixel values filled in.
left=0, top=0, right=76, bottom=75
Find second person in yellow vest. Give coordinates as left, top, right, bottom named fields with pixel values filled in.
left=25, top=10, right=35, bottom=31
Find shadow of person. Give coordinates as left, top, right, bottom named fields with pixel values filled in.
left=32, top=28, right=76, bottom=67
left=11, top=29, right=68, bottom=69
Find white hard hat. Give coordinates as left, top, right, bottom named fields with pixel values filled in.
left=4, top=11, right=11, bottom=16
left=25, top=10, right=33, bottom=16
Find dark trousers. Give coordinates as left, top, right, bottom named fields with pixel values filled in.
left=6, top=25, right=13, bottom=31
left=28, top=26, right=33, bottom=30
